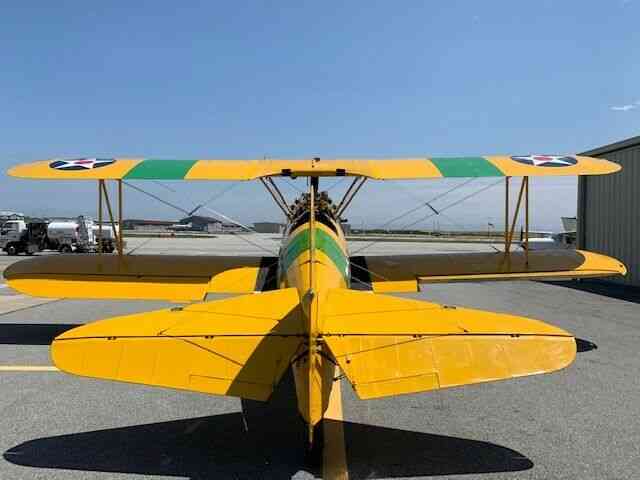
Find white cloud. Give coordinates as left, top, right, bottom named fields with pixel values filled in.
left=611, top=104, right=637, bottom=111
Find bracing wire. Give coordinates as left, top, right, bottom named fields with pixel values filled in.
left=150, top=180, right=240, bottom=217
left=122, top=181, right=278, bottom=256
left=126, top=236, right=155, bottom=255
left=350, top=178, right=503, bottom=255
left=325, top=177, right=347, bottom=192
left=350, top=178, right=477, bottom=254
left=382, top=178, right=476, bottom=227
left=406, top=178, right=504, bottom=230
left=198, top=205, right=279, bottom=256
left=281, top=178, right=305, bottom=194
left=434, top=211, right=468, bottom=232
left=123, top=181, right=191, bottom=215
left=187, top=183, right=240, bottom=216
left=152, top=180, right=179, bottom=194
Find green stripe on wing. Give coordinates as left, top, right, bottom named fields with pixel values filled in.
left=430, top=157, right=504, bottom=177
left=124, top=159, right=198, bottom=179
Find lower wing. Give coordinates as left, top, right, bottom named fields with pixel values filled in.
left=351, top=249, right=626, bottom=292
left=322, top=289, right=576, bottom=400
left=52, top=288, right=304, bottom=401
left=4, top=254, right=278, bottom=301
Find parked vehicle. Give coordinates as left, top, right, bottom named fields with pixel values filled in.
left=48, top=217, right=118, bottom=253
left=0, top=216, right=120, bottom=255
left=0, top=220, right=50, bottom=255
left=92, top=224, right=118, bottom=253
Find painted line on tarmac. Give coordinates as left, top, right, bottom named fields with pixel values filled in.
left=0, top=366, right=60, bottom=372
left=323, top=380, right=349, bottom=480
left=0, top=298, right=62, bottom=316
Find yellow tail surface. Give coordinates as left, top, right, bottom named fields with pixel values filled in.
left=321, top=289, right=576, bottom=400
left=52, top=288, right=305, bottom=401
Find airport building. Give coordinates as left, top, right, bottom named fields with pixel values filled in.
left=178, top=215, right=222, bottom=232
left=253, top=222, right=285, bottom=234
left=122, top=219, right=175, bottom=232
left=579, top=135, right=640, bottom=287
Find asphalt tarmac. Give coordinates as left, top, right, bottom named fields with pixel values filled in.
left=0, top=236, right=638, bottom=479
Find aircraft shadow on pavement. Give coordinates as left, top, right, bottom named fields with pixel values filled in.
left=3, top=372, right=533, bottom=479
left=0, top=323, right=80, bottom=345
left=546, top=279, right=640, bottom=305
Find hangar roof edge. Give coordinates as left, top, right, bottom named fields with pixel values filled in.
left=581, top=135, right=640, bottom=156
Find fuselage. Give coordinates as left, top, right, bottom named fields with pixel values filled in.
left=277, top=200, right=349, bottom=441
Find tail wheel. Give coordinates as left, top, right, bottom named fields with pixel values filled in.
left=6, top=245, right=17, bottom=256
left=304, top=421, right=325, bottom=468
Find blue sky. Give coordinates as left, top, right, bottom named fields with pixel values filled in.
left=1, top=1, right=638, bottom=230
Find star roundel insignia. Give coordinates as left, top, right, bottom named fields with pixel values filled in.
left=49, top=158, right=116, bottom=170
left=510, top=155, right=578, bottom=167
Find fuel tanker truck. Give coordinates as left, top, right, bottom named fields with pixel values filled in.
left=47, top=216, right=118, bottom=253
left=1, top=216, right=120, bottom=255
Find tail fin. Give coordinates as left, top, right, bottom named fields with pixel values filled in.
left=52, top=289, right=304, bottom=401
left=321, top=289, right=576, bottom=400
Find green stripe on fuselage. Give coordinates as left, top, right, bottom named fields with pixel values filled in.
left=281, top=228, right=348, bottom=282
left=430, top=157, right=504, bottom=177
left=124, top=159, right=198, bottom=179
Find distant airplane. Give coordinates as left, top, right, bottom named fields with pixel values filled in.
left=517, top=215, right=577, bottom=251
left=4, top=155, right=625, bottom=447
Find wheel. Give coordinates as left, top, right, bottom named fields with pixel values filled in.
left=60, top=244, right=72, bottom=254
left=6, top=245, right=17, bottom=256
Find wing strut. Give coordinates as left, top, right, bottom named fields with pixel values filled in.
left=118, top=179, right=124, bottom=255
left=525, top=176, right=529, bottom=265
left=336, top=176, right=366, bottom=218
left=96, top=179, right=124, bottom=257
left=503, top=176, right=530, bottom=266
left=259, top=177, right=293, bottom=219
left=97, top=180, right=103, bottom=254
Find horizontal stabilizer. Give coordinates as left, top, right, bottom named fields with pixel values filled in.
left=4, top=254, right=277, bottom=301
left=351, top=249, right=626, bottom=292
left=321, top=289, right=576, bottom=399
left=52, top=288, right=304, bottom=401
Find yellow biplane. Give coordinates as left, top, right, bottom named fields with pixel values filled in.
left=4, top=155, right=626, bottom=446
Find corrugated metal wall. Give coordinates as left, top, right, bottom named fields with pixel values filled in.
left=578, top=139, right=640, bottom=286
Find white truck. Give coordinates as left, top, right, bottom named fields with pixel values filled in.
left=47, top=217, right=118, bottom=253
left=0, top=217, right=120, bottom=255
left=0, top=220, right=50, bottom=255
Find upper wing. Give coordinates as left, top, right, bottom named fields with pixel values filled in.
left=52, top=288, right=304, bottom=401
left=8, top=155, right=620, bottom=180
left=351, top=249, right=627, bottom=293
left=3, top=254, right=278, bottom=301
left=321, top=289, right=576, bottom=400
